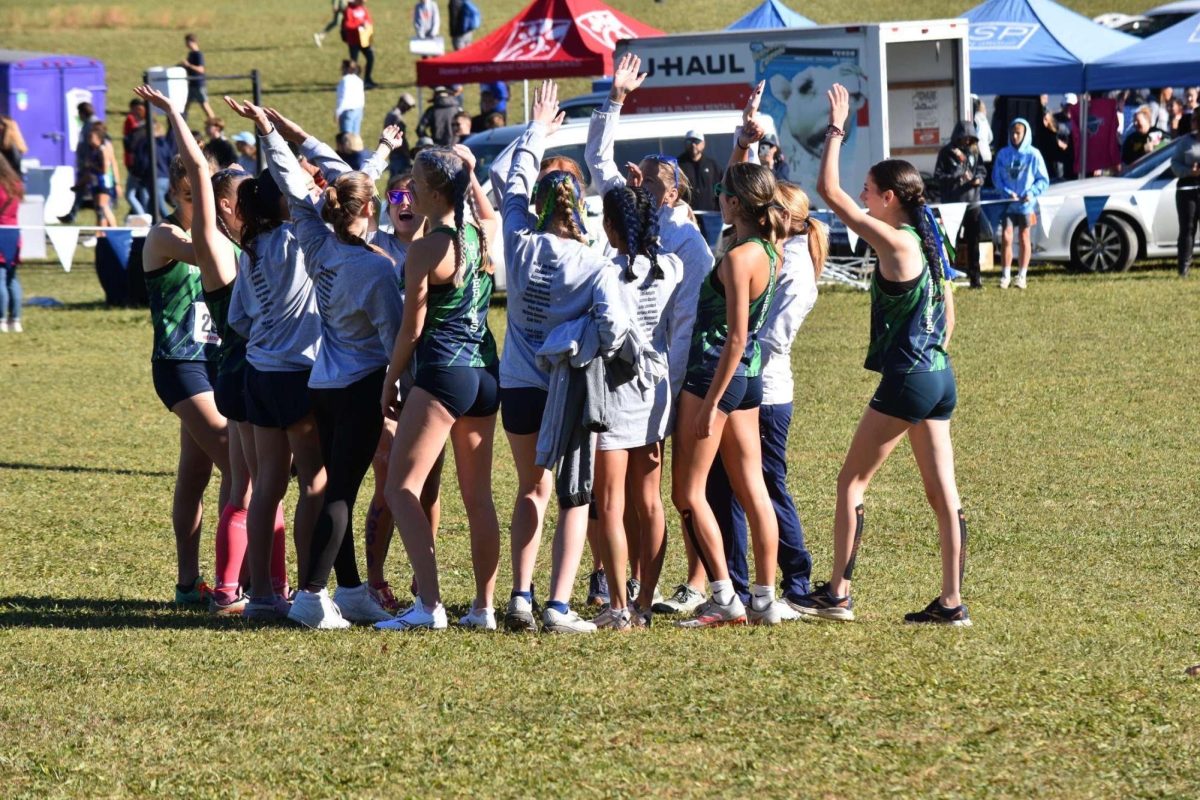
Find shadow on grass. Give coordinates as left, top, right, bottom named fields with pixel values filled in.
left=0, top=461, right=171, bottom=478
left=0, top=596, right=251, bottom=630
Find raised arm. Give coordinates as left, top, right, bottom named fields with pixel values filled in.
left=586, top=54, right=645, bottom=195
left=729, top=82, right=766, bottom=167
left=501, top=81, right=566, bottom=239
left=453, top=143, right=498, bottom=239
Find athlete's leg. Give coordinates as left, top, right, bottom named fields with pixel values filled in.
left=364, top=421, right=395, bottom=587
left=449, top=414, right=501, bottom=612
left=759, top=403, right=812, bottom=598
left=908, top=419, right=964, bottom=608
left=717, top=407, right=779, bottom=589
left=172, top=421, right=214, bottom=587
left=706, top=451, right=750, bottom=602
left=285, top=413, right=327, bottom=590
left=247, top=425, right=289, bottom=600
left=629, top=442, right=666, bottom=611
left=594, top=448, right=630, bottom=610
left=507, top=431, right=552, bottom=595
left=670, top=391, right=732, bottom=584
left=1018, top=224, right=1032, bottom=274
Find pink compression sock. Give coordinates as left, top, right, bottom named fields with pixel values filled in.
left=214, top=504, right=249, bottom=602
left=270, top=503, right=290, bottom=596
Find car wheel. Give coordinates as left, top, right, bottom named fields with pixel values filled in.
left=1070, top=215, right=1137, bottom=273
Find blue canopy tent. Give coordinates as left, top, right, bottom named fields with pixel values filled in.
left=964, top=0, right=1137, bottom=94
left=728, top=0, right=815, bottom=29
left=1087, top=13, right=1200, bottom=90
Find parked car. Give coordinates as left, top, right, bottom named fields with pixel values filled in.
left=558, top=92, right=607, bottom=120
left=462, top=109, right=777, bottom=291
left=1096, top=0, right=1200, bottom=36
left=1032, top=138, right=1193, bottom=272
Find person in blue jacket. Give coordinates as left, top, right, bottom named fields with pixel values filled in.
left=992, top=118, right=1049, bottom=290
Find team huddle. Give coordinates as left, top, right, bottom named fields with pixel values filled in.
left=137, top=54, right=970, bottom=634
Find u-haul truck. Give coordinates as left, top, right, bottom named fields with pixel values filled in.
left=614, top=20, right=971, bottom=196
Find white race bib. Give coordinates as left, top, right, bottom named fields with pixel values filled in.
left=193, top=301, right=222, bottom=346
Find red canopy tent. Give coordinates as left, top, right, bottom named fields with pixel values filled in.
left=414, top=0, right=663, bottom=86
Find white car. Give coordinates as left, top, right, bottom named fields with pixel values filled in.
left=463, top=109, right=776, bottom=291
left=1033, top=138, right=1194, bottom=272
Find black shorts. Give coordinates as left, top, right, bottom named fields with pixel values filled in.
left=214, top=363, right=248, bottom=423
left=414, top=363, right=500, bottom=419
left=499, top=386, right=549, bottom=435
left=1003, top=208, right=1032, bottom=229
left=152, top=359, right=217, bottom=411
left=187, top=83, right=209, bottom=104
left=682, top=372, right=763, bottom=415
left=868, top=368, right=957, bottom=424
left=244, top=365, right=313, bottom=429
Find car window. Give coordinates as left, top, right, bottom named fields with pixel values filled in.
left=1123, top=138, right=1181, bottom=179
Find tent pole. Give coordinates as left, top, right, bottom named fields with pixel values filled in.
left=524, top=79, right=530, bottom=124
left=1079, top=93, right=1089, bottom=177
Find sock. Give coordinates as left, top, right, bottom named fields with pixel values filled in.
left=511, top=590, right=532, bottom=602
left=270, top=503, right=289, bottom=595
left=1002, top=266, right=1012, bottom=280
left=711, top=579, right=734, bottom=605
left=214, top=504, right=248, bottom=601
left=1017, top=266, right=1028, bottom=280
left=546, top=600, right=570, bottom=615
left=750, top=583, right=775, bottom=612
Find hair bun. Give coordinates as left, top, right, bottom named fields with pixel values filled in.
left=323, top=185, right=341, bottom=210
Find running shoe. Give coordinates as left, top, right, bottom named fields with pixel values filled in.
left=904, top=598, right=973, bottom=627
left=368, top=582, right=401, bottom=614
left=790, top=582, right=855, bottom=621
left=313, top=32, right=324, bottom=47
left=652, top=584, right=706, bottom=616
left=243, top=594, right=292, bottom=621
left=677, top=595, right=747, bottom=628
left=457, top=607, right=497, bottom=630
left=593, top=606, right=632, bottom=631
left=375, top=600, right=448, bottom=631
left=504, top=595, right=538, bottom=633
left=335, top=583, right=393, bottom=624
left=288, top=589, right=351, bottom=630
left=748, top=598, right=801, bottom=626
left=210, top=591, right=248, bottom=616
left=586, top=570, right=610, bottom=607
left=627, top=578, right=641, bottom=604
left=1015, top=274, right=1028, bottom=290
left=542, top=606, right=597, bottom=634
left=999, top=274, right=1011, bottom=289
left=0, top=319, right=7, bottom=333
left=174, top=577, right=214, bottom=607
left=630, top=603, right=652, bottom=629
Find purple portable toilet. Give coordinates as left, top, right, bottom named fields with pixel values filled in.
left=0, top=50, right=107, bottom=168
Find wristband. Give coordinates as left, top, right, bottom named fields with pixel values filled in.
left=735, top=136, right=750, bottom=150
left=379, top=138, right=396, bottom=151
left=825, top=124, right=845, bottom=139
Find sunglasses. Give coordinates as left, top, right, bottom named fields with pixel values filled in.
left=387, top=189, right=413, bottom=205
left=642, top=154, right=680, bottom=188
left=713, top=181, right=737, bottom=199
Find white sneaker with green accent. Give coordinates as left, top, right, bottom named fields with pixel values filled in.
left=652, top=584, right=706, bottom=615
left=457, top=607, right=497, bottom=630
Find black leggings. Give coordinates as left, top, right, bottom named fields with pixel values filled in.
left=306, top=368, right=386, bottom=591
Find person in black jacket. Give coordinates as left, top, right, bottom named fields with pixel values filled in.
left=677, top=130, right=721, bottom=212
left=417, top=86, right=460, bottom=146
left=934, top=120, right=987, bottom=288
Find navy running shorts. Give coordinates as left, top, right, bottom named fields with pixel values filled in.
left=868, top=368, right=957, bottom=424
left=152, top=359, right=217, bottom=411
left=244, top=365, right=313, bottom=429
left=214, top=363, right=248, bottom=423
left=682, top=372, right=763, bottom=415
left=414, top=363, right=500, bottom=419
left=499, top=385, right=549, bottom=435
left=1003, top=207, right=1033, bottom=229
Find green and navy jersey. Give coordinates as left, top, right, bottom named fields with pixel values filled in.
left=416, top=224, right=498, bottom=369
left=864, top=226, right=949, bottom=375
left=203, top=279, right=247, bottom=377
left=685, top=237, right=777, bottom=381
left=145, top=220, right=220, bottom=363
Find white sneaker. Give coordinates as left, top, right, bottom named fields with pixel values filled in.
left=244, top=594, right=292, bottom=621
left=677, top=595, right=748, bottom=628
left=375, top=600, right=448, bottom=631
left=9, top=320, right=21, bottom=333
left=1014, top=273, right=1027, bottom=290
left=0, top=319, right=8, bottom=333
left=334, top=583, right=393, bottom=624
left=652, top=584, right=706, bottom=615
left=594, top=606, right=632, bottom=631
left=999, top=274, right=1011, bottom=289
left=651, top=584, right=664, bottom=607
left=542, top=606, right=597, bottom=634
left=503, top=595, right=537, bottom=633
left=313, top=32, right=324, bottom=47
left=748, top=598, right=801, bottom=626
left=288, top=589, right=351, bottom=630
left=81, top=236, right=97, bottom=248
left=457, top=606, right=496, bottom=630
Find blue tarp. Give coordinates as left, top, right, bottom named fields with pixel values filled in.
left=1087, top=13, right=1200, bottom=90
left=964, top=0, right=1138, bottom=94
left=727, top=0, right=815, bottom=29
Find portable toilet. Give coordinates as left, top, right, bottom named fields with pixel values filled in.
left=0, top=50, right=107, bottom=168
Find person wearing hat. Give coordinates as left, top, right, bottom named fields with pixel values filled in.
left=934, top=120, right=987, bottom=288
left=417, top=86, right=460, bottom=147
left=233, top=131, right=258, bottom=173
left=472, top=84, right=507, bottom=132
left=758, top=133, right=789, bottom=181
left=677, top=130, right=720, bottom=212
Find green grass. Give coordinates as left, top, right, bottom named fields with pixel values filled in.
left=2, top=262, right=1199, bottom=798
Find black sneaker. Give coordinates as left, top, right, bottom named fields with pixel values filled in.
left=904, top=598, right=972, bottom=627
left=790, top=582, right=855, bottom=621
left=586, top=570, right=609, bottom=607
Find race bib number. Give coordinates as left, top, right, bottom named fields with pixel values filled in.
left=193, top=301, right=222, bottom=346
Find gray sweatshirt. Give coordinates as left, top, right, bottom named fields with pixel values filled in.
left=492, top=121, right=626, bottom=392
left=759, top=235, right=818, bottom=406
left=263, top=129, right=403, bottom=390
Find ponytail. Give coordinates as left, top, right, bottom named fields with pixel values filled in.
left=321, top=173, right=393, bottom=265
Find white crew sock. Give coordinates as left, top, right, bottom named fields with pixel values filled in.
left=750, top=584, right=776, bottom=612
left=711, top=579, right=734, bottom=605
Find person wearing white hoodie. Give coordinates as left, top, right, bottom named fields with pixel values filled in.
left=335, top=60, right=366, bottom=135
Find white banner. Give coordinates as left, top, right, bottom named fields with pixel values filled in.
left=1129, top=191, right=1161, bottom=235
left=45, top=226, right=80, bottom=273
left=1037, top=196, right=1066, bottom=242
left=938, top=202, right=968, bottom=245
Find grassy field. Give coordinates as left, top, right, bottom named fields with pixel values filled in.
left=3, top=1, right=1199, bottom=798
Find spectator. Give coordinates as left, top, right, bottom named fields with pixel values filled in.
left=471, top=84, right=506, bottom=131
left=133, top=119, right=177, bottom=218
left=448, top=0, right=481, bottom=50
left=1171, top=113, right=1200, bottom=277
left=58, top=101, right=98, bottom=223
left=314, top=0, right=349, bottom=48
left=480, top=80, right=509, bottom=115
left=0, top=114, right=27, bottom=174
left=992, top=117, right=1049, bottom=289
left=413, top=0, right=440, bottom=39
left=417, top=85, right=460, bottom=146
left=1053, top=95, right=1077, bottom=181
left=0, top=154, right=24, bottom=332
left=677, top=129, right=720, bottom=212
left=123, top=100, right=150, bottom=216
left=179, top=34, right=215, bottom=121
left=382, top=93, right=416, bottom=177
left=1181, top=87, right=1198, bottom=135
left=233, top=132, right=258, bottom=173
left=1167, top=97, right=1185, bottom=139
left=476, top=111, right=505, bottom=132
left=335, top=131, right=369, bottom=171
left=1122, top=107, right=1167, bottom=166
left=1148, top=87, right=1173, bottom=133
left=1035, top=107, right=1069, bottom=182
left=757, top=134, right=789, bottom=181
left=204, top=116, right=226, bottom=142
left=84, top=122, right=120, bottom=228
left=452, top=111, right=472, bottom=143
left=336, top=59, right=366, bottom=135
left=203, top=137, right=237, bottom=169
left=343, top=0, right=378, bottom=89
left=934, top=120, right=987, bottom=289
left=973, top=95, right=992, bottom=164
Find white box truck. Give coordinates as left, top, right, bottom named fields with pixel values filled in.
left=614, top=20, right=971, bottom=196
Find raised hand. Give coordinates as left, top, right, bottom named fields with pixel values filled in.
left=827, top=83, right=850, bottom=130
left=740, top=116, right=767, bottom=147
left=531, top=80, right=560, bottom=127
left=611, top=53, right=647, bottom=103
left=264, top=108, right=307, bottom=144
left=624, top=161, right=644, bottom=188
left=379, top=124, right=404, bottom=151
left=224, top=96, right=270, bottom=134
left=132, top=84, right=173, bottom=114
left=452, top=142, right=476, bottom=172
left=743, top=80, right=765, bottom=125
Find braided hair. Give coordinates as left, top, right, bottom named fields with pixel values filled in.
left=867, top=159, right=946, bottom=301
left=235, top=168, right=285, bottom=262
left=602, top=185, right=663, bottom=281
left=415, top=147, right=492, bottom=286
left=211, top=169, right=248, bottom=244
left=534, top=170, right=588, bottom=244
left=321, top=170, right=393, bottom=265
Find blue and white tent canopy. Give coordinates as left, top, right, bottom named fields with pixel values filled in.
left=727, top=0, right=815, bottom=30
left=1088, top=13, right=1200, bottom=90
left=964, top=0, right=1138, bottom=94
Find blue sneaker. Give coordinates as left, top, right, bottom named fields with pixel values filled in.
left=586, top=570, right=609, bottom=607
left=790, top=582, right=855, bottom=621
left=904, top=598, right=972, bottom=627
